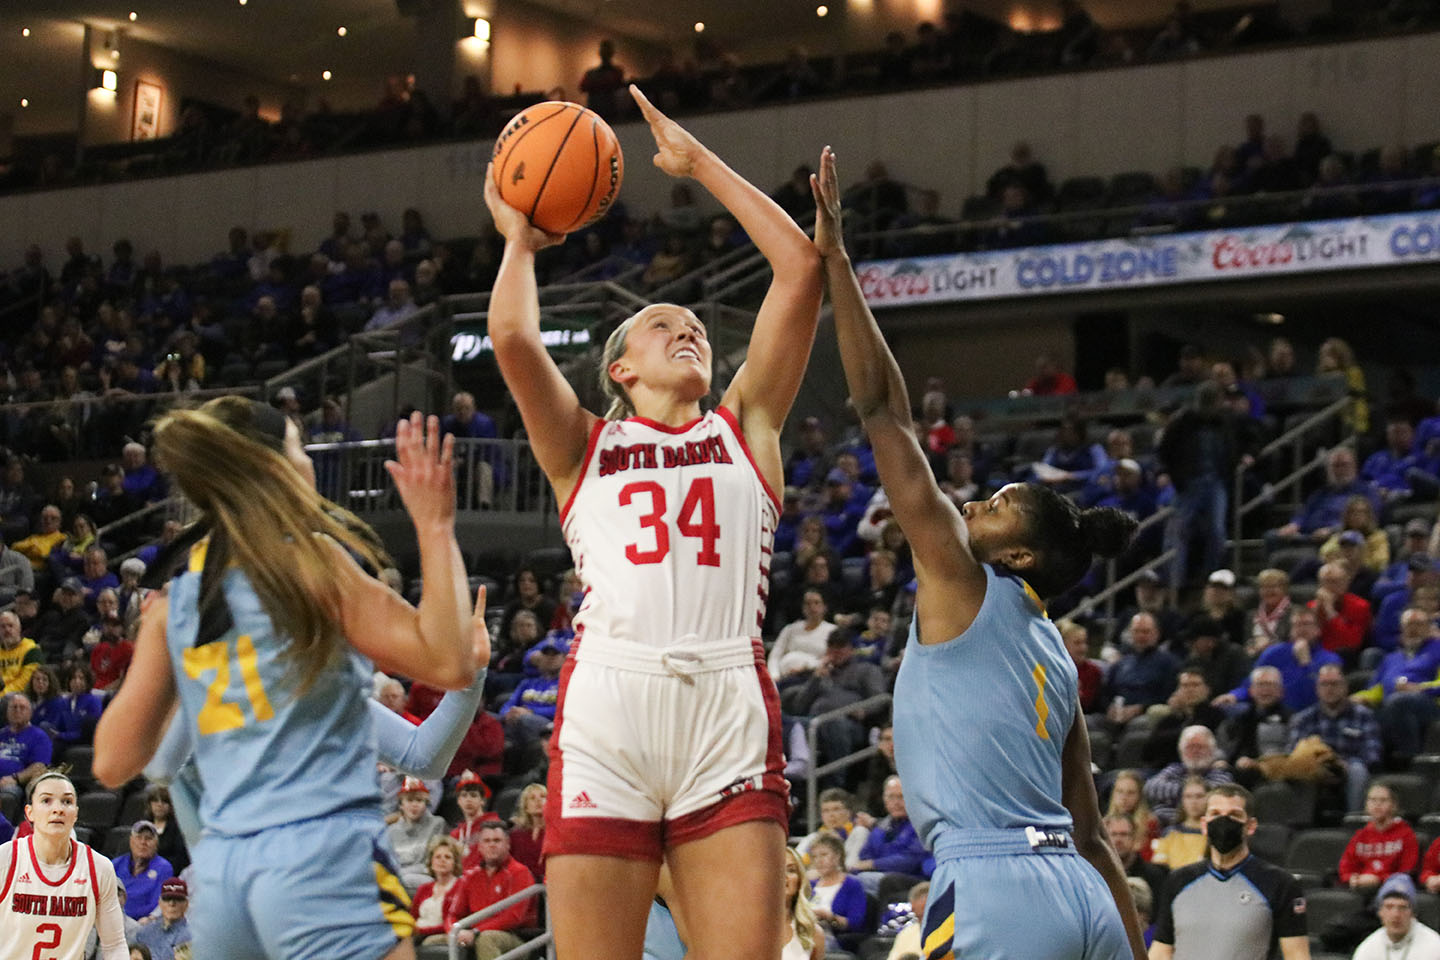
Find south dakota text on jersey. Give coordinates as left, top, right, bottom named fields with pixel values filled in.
left=598, top=436, right=735, bottom=476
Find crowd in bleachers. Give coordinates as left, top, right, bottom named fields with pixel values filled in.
left=5, top=0, right=1439, bottom=196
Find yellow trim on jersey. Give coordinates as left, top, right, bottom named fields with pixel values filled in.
left=374, top=862, right=415, bottom=939
left=1032, top=663, right=1051, bottom=740
left=187, top=538, right=210, bottom=573
left=923, top=912, right=955, bottom=960
left=1020, top=578, right=1048, bottom=618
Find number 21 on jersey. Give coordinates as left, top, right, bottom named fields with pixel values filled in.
left=619, top=478, right=721, bottom=566
left=182, top=634, right=276, bottom=735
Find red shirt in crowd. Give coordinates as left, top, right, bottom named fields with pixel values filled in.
left=407, top=682, right=444, bottom=720
left=453, top=814, right=504, bottom=871
left=1026, top=372, right=1078, bottom=396
left=1310, top=592, right=1373, bottom=655
left=411, top=878, right=461, bottom=938
left=90, top=638, right=133, bottom=689
left=446, top=712, right=505, bottom=779
left=1338, top=818, right=1418, bottom=885
left=1420, top=836, right=1440, bottom=886
left=508, top=825, right=545, bottom=881
left=446, top=857, right=537, bottom=932
left=1076, top=658, right=1104, bottom=714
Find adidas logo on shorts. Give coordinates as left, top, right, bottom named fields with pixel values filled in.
left=569, top=791, right=598, bottom=809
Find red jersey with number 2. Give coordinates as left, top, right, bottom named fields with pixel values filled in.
left=560, top=409, right=779, bottom=647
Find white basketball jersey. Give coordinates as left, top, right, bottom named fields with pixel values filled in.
left=562, top=408, right=779, bottom=646
left=0, top=836, right=102, bottom=960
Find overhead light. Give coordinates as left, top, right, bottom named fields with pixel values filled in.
left=19, top=98, right=28, bottom=107
left=111, top=48, right=120, bottom=59
left=238, top=0, right=247, bottom=6
left=817, top=4, right=828, bottom=15
left=1253, top=312, right=1286, bottom=325
left=472, top=18, right=490, bottom=41
left=337, top=25, right=347, bottom=36
left=21, top=27, right=30, bottom=37
left=322, top=69, right=332, bottom=80
left=694, top=21, right=705, bottom=31
left=94, top=69, right=118, bottom=92
left=128, top=11, right=138, bottom=21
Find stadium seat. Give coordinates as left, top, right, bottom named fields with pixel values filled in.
left=1267, top=545, right=1319, bottom=577
left=1108, top=171, right=1158, bottom=204
left=254, top=359, right=290, bottom=381
left=494, top=786, right=522, bottom=822
left=1374, top=773, right=1429, bottom=819
left=1114, top=729, right=1149, bottom=771
left=1300, top=889, right=1366, bottom=940
left=1286, top=828, right=1353, bottom=888
left=73, top=826, right=94, bottom=845
left=468, top=547, right=520, bottom=582
left=1345, top=669, right=1372, bottom=695
left=64, top=745, right=95, bottom=785
left=105, top=825, right=133, bottom=858
left=771, top=551, right=795, bottom=574
left=119, top=790, right=150, bottom=827
left=417, top=944, right=450, bottom=960
left=1088, top=729, right=1113, bottom=769
left=1417, top=893, right=1440, bottom=931
left=1249, top=822, right=1292, bottom=865
left=1057, top=176, right=1107, bottom=208
left=1390, top=502, right=1439, bottom=526
left=524, top=546, right=573, bottom=581
left=1426, top=720, right=1440, bottom=755
left=77, top=790, right=121, bottom=831
left=1254, top=781, right=1317, bottom=828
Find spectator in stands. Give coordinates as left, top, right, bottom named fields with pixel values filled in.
left=1363, top=419, right=1419, bottom=503
left=450, top=769, right=502, bottom=868
left=498, top=634, right=565, bottom=756
left=135, top=878, right=191, bottom=960
left=1319, top=525, right=1386, bottom=607
left=1340, top=783, right=1419, bottom=893
left=1035, top=416, right=1105, bottom=495
left=91, top=466, right=140, bottom=532
left=443, top=391, right=496, bottom=441
left=819, top=469, right=866, bottom=558
left=1056, top=0, right=1101, bottom=65
left=47, top=513, right=96, bottom=580
left=1107, top=769, right=1161, bottom=856
left=413, top=835, right=465, bottom=943
left=1118, top=569, right=1186, bottom=648
left=1093, top=459, right=1158, bottom=522
left=0, top=540, right=33, bottom=606
left=1162, top=345, right=1209, bottom=389
left=770, top=588, right=839, bottom=683
left=1151, top=776, right=1210, bottom=869
left=367, top=278, right=419, bottom=332
left=288, top=284, right=339, bottom=361
left=499, top=567, right=556, bottom=644
left=1105, top=612, right=1180, bottom=726
left=1290, top=663, right=1380, bottom=813
left=1060, top=619, right=1104, bottom=714
left=1245, top=568, right=1292, bottom=656
left=1374, top=555, right=1440, bottom=652
left=1145, top=665, right=1228, bottom=768
left=1218, top=666, right=1291, bottom=780
left=113, top=820, right=174, bottom=920
left=771, top=164, right=817, bottom=220
left=788, top=633, right=886, bottom=777
left=1159, top=381, right=1249, bottom=587
left=0, top=692, right=51, bottom=811
left=1310, top=561, right=1373, bottom=665
left=809, top=834, right=868, bottom=949
left=389, top=777, right=448, bottom=892
left=87, top=613, right=131, bottom=690
left=579, top=40, right=626, bottom=120
left=1104, top=814, right=1168, bottom=904
left=797, top=788, right=871, bottom=873
left=1272, top=447, right=1380, bottom=544
left=1318, top=337, right=1369, bottom=434
left=983, top=183, right=1048, bottom=249
left=79, top=547, right=118, bottom=612
left=1356, top=607, right=1440, bottom=764
left=1353, top=874, right=1440, bottom=960
left=0, top=459, right=38, bottom=543
left=1224, top=606, right=1340, bottom=711
left=855, top=724, right=898, bottom=819
left=1292, top=112, right=1332, bottom=185
left=1024, top=352, right=1078, bottom=396
left=11, top=504, right=64, bottom=573
left=35, top=580, right=89, bottom=663
left=852, top=776, right=927, bottom=895
left=1145, top=725, right=1236, bottom=825
left=507, top=783, right=546, bottom=882
left=986, top=141, right=1054, bottom=205
left=1150, top=784, right=1308, bottom=960
left=448, top=823, right=537, bottom=960
left=0, top=610, right=41, bottom=695
left=1146, top=12, right=1201, bottom=59
left=1376, top=520, right=1435, bottom=604
left=121, top=442, right=164, bottom=504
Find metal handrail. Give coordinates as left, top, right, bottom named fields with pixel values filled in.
left=0, top=384, right=258, bottom=416
left=1069, top=547, right=1178, bottom=624
left=805, top=693, right=893, bottom=835
left=447, top=882, right=551, bottom=960
left=1229, top=395, right=1352, bottom=569
left=95, top=497, right=173, bottom=541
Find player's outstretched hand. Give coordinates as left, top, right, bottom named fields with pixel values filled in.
left=484, top=165, right=565, bottom=250
left=386, top=411, right=455, bottom=530
left=811, top=145, right=845, bottom=258
left=631, top=85, right=708, bottom=178
left=472, top=584, right=491, bottom=666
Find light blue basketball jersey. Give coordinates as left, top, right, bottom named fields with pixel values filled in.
left=166, top=541, right=380, bottom=836
left=893, top=564, right=1078, bottom=849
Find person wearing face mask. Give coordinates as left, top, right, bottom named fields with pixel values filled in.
left=1149, top=784, right=1310, bottom=960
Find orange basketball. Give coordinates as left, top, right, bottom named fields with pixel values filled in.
left=491, top=101, right=625, bottom=235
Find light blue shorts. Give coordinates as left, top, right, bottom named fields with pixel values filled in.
left=920, top=831, right=1130, bottom=960
left=188, top=808, right=413, bottom=960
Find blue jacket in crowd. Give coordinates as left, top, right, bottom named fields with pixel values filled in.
left=858, top=815, right=928, bottom=877
left=1288, top=481, right=1381, bottom=534
left=1230, top=642, right=1342, bottom=711
left=1107, top=647, right=1181, bottom=708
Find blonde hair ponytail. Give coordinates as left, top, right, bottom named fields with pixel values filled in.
left=599, top=315, right=638, bottom=420
left=153, top=397, right=388, bottom=693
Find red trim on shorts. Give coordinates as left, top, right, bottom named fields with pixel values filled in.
left=714, top=406, right=782, bottom=513
left=624, top=415, right=704, bottom=435
left=558, top=419, right=608, bottom=525
left=28, top=835, right=78, bottom=886
left=0, top=839, right=18, bottom=903
left=543, top=630, right=669, bottom=861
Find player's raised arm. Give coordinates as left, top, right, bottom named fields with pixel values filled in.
left=484, top=172, right=598, bottom=498
left=1061, top=707, right=1150, bottom=960
left=812, top=147, right=985, bottom=608
left=631, top=86, right=822, bottom=481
